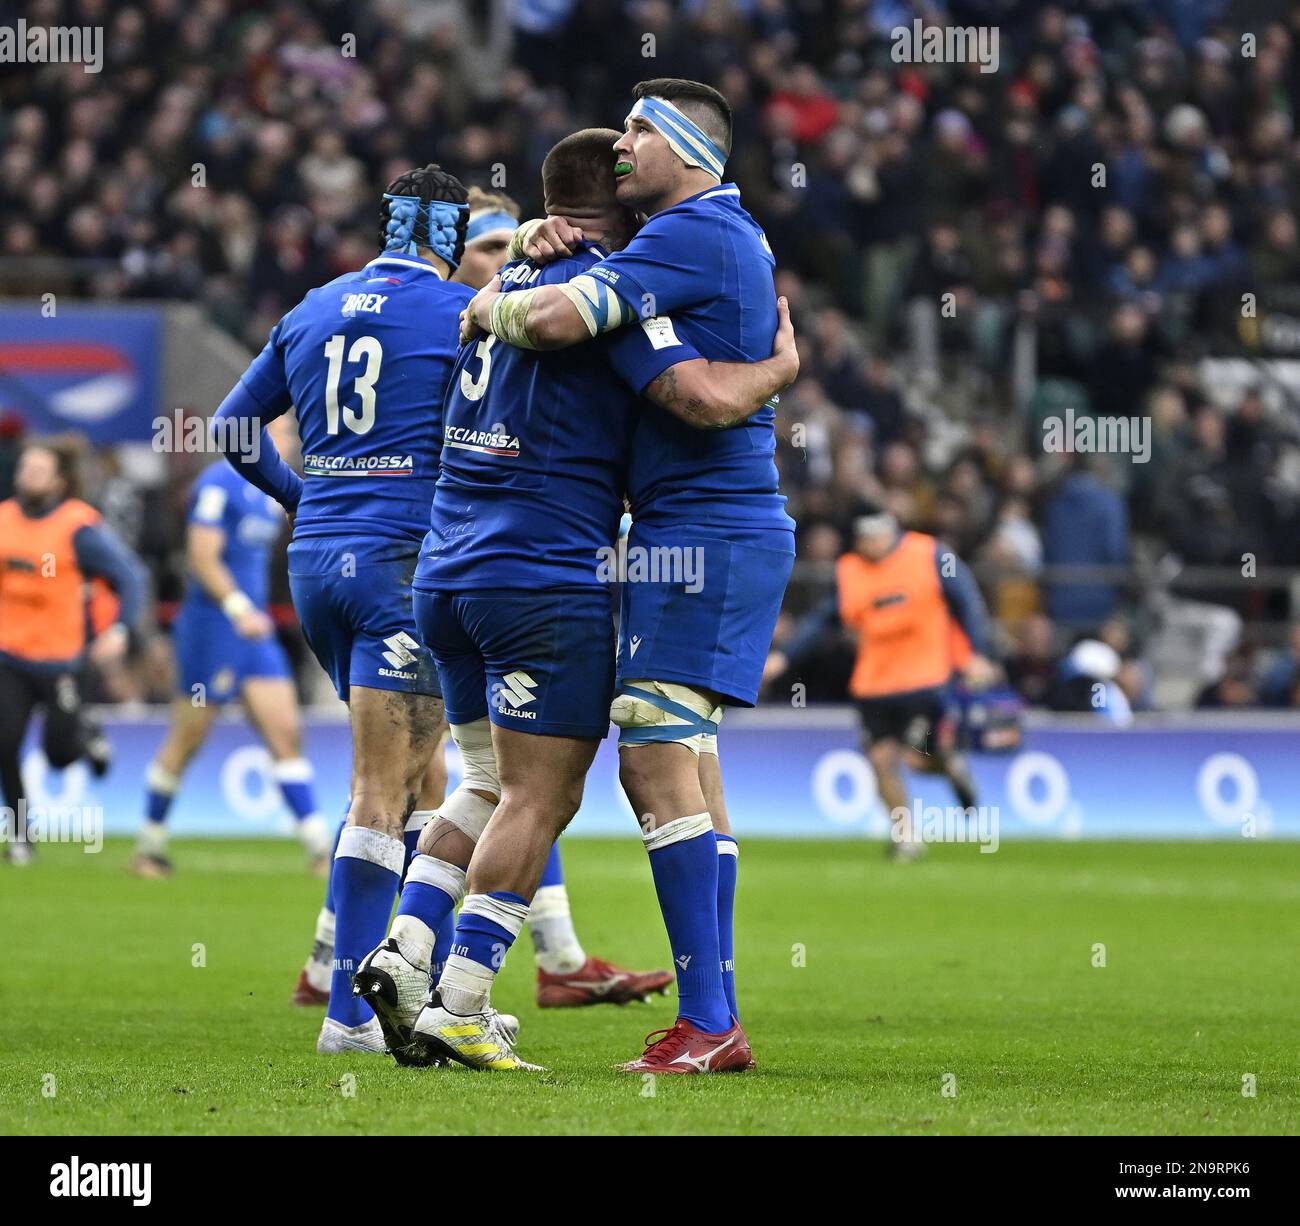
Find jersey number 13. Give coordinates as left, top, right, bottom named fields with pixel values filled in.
left=323, top=334, right=382, bottom=435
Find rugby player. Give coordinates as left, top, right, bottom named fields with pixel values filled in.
left=214, top=165, right=479, bottom=1053
left=131, top=421, right=330, bottom=878
left=460, top=79, right=797, bottom=1072
left=361, top=126, right=796, bottom=1072
left=0, top=440, right=145, bottom=865
left=291, top=182, right=676, bottom=1014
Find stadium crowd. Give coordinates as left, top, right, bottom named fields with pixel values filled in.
left=3, top=0, right=1300, bottom=709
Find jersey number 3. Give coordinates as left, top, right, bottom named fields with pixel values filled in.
left=459, top=335, right=497, bottom=402
left=323, top=334, right=382, bottom=435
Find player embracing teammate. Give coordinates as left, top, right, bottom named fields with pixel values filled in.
left=449, top=78, right=797, bottom=1072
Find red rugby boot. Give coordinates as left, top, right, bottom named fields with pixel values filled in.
left=536, top=956, right=673, bottom=1008
left=291, top=969, right=330, bottom=1007
left=618, top=1018, right=755, bottom=1074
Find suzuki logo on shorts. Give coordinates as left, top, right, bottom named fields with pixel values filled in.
left=496, top=670, right=538, bottom=707
left=380, top=631, right=420, bottom=671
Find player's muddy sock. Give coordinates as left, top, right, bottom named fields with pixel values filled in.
left=715, top=833, right=739, bottom=1020
left=528, top=844, right=586, bottom=973
left=644, top=814, right=731, bottom=1034
left=402, top=808, right=435, bottom=872
left=438, top=891, right=529, bottom=1015
left=140, top=762, right=179, bottom=847
left=304, top=906, right=335, bottom=992
left=390, top=855, right=466, bottom=971
left=430, top=917, right=454, bottom=989
left=328, top=826, right=403, bottom=1028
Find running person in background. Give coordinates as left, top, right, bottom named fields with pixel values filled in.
left=769, top=503, right=997, bottom=860
left=214, top=165, right=475, bottom=1054
left=461, top=79, right=798, bottom=1073
left=0, top=440, right=145, bottom=865
left=418, top=122, right=798, bottom=1071
left=294, top=178, right=675, bottom=1015
left=130, top=421, right=331, bottom=879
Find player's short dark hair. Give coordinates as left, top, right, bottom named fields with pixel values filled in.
left=541, top=129, right=623, bottom=214
left=379, top=163, right=469, bottom=264
left=633, top=78, right=733, bottom=156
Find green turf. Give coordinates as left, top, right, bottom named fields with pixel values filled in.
left=2, top=836, right=1297, bottom=1135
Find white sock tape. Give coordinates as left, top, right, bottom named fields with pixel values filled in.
left=406, top=854, right=467, bottom=902
left=335, top=824, right=404, bottom=875
left=642, top=812, right=713, bottom=853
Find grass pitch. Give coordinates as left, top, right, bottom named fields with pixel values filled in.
left=2, top=836, right=1297, bottom=1135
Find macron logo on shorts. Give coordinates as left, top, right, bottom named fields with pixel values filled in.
left=380, top=631, right=420, bottom=679
left=497, top=670, right=538, bottom=717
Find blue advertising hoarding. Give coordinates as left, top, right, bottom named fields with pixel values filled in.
left=0, top=305, right=162, bottom=442
left=13, top=709, right=1297, bottom=843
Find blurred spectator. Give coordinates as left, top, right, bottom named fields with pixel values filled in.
left=1041, top=460, right=1129, bottom=626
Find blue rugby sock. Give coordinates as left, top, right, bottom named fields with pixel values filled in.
left=322, top=811, right=346, bottom=914
left=715, top=833, right=739, bottom=1020
left=327, top=825, right=404, bottom=1028
left=273, top=757, right=320, bottom=822
left=430, top=915, right=454, bottom=988
left=438, top=891, right=530, bottom=1015
left=403, top=808, right=435, bottom=873
left=390, top=854, right=466, bottom=972
left=137, top=763, right=181, bottom=858
left=539, top=841, right=564, bottom=888
left=644, top=813, right=731, bottom=1034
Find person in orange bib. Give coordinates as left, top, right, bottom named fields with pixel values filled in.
left=837, top=503, right=997, bottom=858
left=0, top=440, right=145, bottom=864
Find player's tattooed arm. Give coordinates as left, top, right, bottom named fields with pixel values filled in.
left=643, top=297, right=800, bottom=430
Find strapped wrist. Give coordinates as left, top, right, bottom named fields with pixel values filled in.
left=507, top=218, right=544, bottom=261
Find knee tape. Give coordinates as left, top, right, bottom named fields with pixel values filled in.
left=434, top=787, right=496, bottom=843
left=610, top=679, right=724, bottom=756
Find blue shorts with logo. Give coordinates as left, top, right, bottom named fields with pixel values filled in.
left=414, top=587, right=615, bottom=739
left=173, top=601, right=292, bottom=703
left=617, top=522, right=795, bottom=707
left=288, top=536, right=440, bottom=703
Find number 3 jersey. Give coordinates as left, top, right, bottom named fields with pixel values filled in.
left=238, top=253, right=475, bottom=544
left=416, top=242, right=701, bottom=593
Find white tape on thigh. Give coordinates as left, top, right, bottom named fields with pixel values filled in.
left=450, top=717, right=500, bottom=797
left=436, top=787, right=496, bottom=843
left=610, top=679, right=724, bottom=756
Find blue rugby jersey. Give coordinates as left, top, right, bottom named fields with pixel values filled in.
left=416, top=241, right=700, bottom=591
left=236, top=254, right=474, bottom=543
left=180, top=462, right=282, bottom=612
left=586, top=184, right=794, bottom=532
